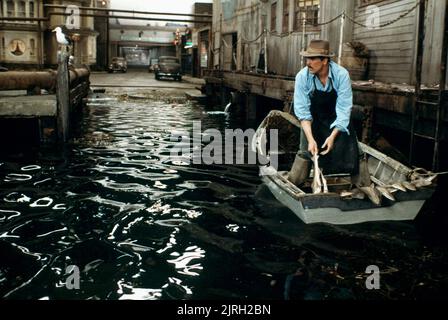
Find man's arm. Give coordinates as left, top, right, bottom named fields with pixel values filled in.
left=301, top=120, right=319, bottom=156
left=330, top=69, right=352, bottom=134
left=294, top=71, right=318, bottom=155
left=321, top=67, right=352, bottom=155
left=320, top=127, right=340, bottom=155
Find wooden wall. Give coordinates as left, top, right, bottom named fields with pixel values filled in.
left=212, top=0, right=447, bottom=85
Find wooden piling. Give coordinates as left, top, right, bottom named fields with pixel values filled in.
left=56, top=51, right=70, bottom=142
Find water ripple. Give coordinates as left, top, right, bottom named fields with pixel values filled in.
left=0, top=93, right=445, bottom=300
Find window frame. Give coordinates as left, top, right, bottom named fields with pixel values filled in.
left=293, top=0, right=321, bottom=32
left=271, top=2, right=277, bottom=32
left=29, top=1, right=35, bottom=17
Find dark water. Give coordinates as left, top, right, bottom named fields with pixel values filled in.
left=1, top=93, right=447, bottom=300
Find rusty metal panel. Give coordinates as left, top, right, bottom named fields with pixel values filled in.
left=0, top=71, right=57, bottom=91
left=0, top=69, right=89, bottom=91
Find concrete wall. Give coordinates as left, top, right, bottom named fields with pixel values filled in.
left=0, top=30, right=40, bottom=64
left=0, top=0, right=44, bottom=66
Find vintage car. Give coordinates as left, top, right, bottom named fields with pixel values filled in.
left=154, top=56, right=181, bottom=81
left=108, top=57, right=127, bottom=73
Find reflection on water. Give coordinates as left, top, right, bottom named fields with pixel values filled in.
left=0, top=93, right=447, bottom=300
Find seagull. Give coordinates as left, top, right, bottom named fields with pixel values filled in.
left=52, top=27, right=72, bottom=46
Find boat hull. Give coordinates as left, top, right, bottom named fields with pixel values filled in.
left=262, top=173, right=426, bottom=225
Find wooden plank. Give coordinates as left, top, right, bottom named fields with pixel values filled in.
left=0, top=95, right=57, bottom=117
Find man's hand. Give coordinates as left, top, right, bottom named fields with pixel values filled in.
left=320, top=128, right=340, bottom=155
left=320, top=136, right=335, bottom=155
left=307, top=139, right=319, bottom=156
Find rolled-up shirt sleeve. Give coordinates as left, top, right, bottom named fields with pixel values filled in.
left=293, top=71, right=312, bottom=121
left=330, top=69, right=352, bottom=134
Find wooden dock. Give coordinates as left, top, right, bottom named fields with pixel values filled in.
left=0, top=51, right=90, bottom=144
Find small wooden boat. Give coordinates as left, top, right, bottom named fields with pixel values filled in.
left=252, top=110, right=437, bottom=225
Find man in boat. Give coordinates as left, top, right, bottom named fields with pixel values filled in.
left=288, top=39, right=360, bottom=186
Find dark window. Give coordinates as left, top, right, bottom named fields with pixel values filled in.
left=7, top=1, right=14, bottom=17
left=30, top=39, right=35, bottom=56
left=29, top=1, right=35, bottom=17
left=1, top=37, right=5, bottom=56
left=293, top=0, right=320, bottom=31
left=283, top=0, right=290, bottom=33
left=271, top=2, right=277, bottom=32
left=18, top=1, right=26, bottom=17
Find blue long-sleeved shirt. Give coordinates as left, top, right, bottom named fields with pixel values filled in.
left=293, top=61, right=353, bottom=134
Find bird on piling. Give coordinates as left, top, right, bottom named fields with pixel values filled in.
left=52, top=27, right=73, bottom=53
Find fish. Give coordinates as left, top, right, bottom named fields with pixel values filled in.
left=402, top=181, right=417, bottom=191
left=311, top=155, right=322, bottom=194
left=352, top=188, right=366, bottom=200
left=360, top=184, right=381, bottom=205
left=390, top=183, right=407, bottom=192
left=377, top=186, right=396, bottom=201
left=412, top=179, right=432, bottom=188
left=320, top=170, right=328, bottom=193
left=340, top=191, right=353, bottom=198
left=340, top=188, right=365, bottom=200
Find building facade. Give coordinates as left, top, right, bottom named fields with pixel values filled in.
left=0, top=0, right=99, bottom=69
left=212, top=0, right=446, bottom=85
left=108, top=23, right=179, bottom=68
left=0, top=0, right=45, bottom=68
left=45, top=0, right=98, bottom=66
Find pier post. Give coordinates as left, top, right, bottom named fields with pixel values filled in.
left=56, top=50, right=70, bottom=142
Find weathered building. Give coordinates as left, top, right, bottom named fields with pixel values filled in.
left=0, top=0, right=45, bottom=68
left=0, top=0, right=99, bottom=68
left=210, top=0, right=446, bottom=84
left=93, top=0, right=109, bottom=70
left=108, top=24, right=178, bottom=67
left=205, top=0, right=447, bottom=169
left=187, top=2, right=213, bottom=77
left=45, top=0, right=98, bottom=66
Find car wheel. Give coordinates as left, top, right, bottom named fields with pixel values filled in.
left=177, top=76, right=182, bottom=82
left=107, top=70, right=112, bottom=73
left=155, top=74, right=159, bottom=80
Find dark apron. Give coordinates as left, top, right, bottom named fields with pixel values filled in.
left=308, top=76, right=359, bottom=175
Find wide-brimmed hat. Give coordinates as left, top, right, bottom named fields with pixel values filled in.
left=300, top=40, right=335, bottom=58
